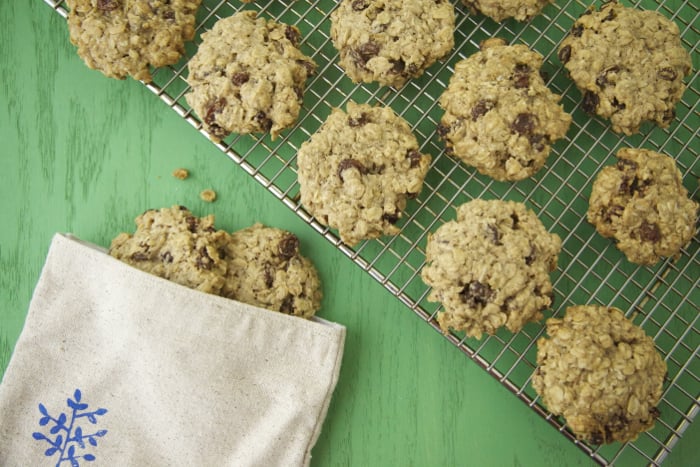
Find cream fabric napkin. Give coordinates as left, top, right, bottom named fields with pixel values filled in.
left=0, top=233, right=345, bottom=466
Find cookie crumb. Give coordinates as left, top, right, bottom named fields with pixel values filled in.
left=172, top=168, right=189, bottom=180
left=200, top=189, right=217, bottom=202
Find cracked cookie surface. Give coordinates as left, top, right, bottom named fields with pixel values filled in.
left=297, top=101, right=431, bottom=246
left=461, top=0, right=553, bottom=22
left=532, top=305, right=666, bottom=444
left=109, top=205, right=230, bottom=294
left=587, top=148, right=697, bottom=265
left=330, top=0, right=455, bottom=88
left=558, top=1, right=691, bottom=135
left=222, top=224, right=322, bottom=319
left=66, top=0, right=201, bottom=82
left=422, top=199, right=561, bottom=339
left=186, top=11, right=316, bottom=141
left=439, top=38, right=571, bottom=181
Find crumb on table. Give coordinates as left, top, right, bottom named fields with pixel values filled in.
left=200, top=189, right=217, bottom=202
left=172, top=168, right=189, bottom=180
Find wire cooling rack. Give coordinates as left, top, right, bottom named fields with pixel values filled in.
left=46, top=0, right=698, bottom=465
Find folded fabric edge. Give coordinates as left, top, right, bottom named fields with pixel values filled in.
left=54, top=232, right=349, bottom=465
left=2, top=233, right=348, bottom=466
left=53, top=233, right=347, bottom=336
left=302, top=320, right=345, bottom=466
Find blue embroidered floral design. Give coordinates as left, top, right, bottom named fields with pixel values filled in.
left=32, top=389, right=108, bottom=466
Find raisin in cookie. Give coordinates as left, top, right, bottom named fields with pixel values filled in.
left=186, top=11, right=316, bottom=141
left=330, top=0, right=455, bottom=88
left=558, top=1, right=691, bottom=135
left=66, top=0, right=201, bottom=82
left=532, top=305, right=666, bottom=444
left=109, top=206, right=230, bottom=294
left=587, top=148, right=697, bottom=265
left=461, top=0, right=553, bottom=22
left=438, top=38, right=571, bottom=181
left=297, top=102, right=431, bottom=246
left=222, top=224, right=322, bottom=319
left=422, top=199, right=561, bottom=339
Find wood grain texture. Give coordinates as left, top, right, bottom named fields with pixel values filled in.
left=0, top=2, right=697, bottom=466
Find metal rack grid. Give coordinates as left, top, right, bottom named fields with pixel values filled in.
left=45, top=0, right=698, bottom=465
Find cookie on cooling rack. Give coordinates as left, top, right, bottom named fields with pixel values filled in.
left=66, top=0, right=201, bottom=82
left=421, top=199, right=561, bottom=339
left=438, top=38, right=571, bottom=181
left=185, top=11, right=317, bottom=141
left=330, top=0, right=455, bottom=88
left=461, top=0, right=554, bottom=22
left=221, top=224, right=322, bottom=319
left=558, top=1, right=691, bottom=135
left=587, top=148, right=698, bottom=266
left=109, top=205, right=231, bottom=294
left=532, top=305, right=667, bottom=444
left=297, top=101, right=431, bottom=246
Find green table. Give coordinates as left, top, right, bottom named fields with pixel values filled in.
left=1, top=2, right=697, bottom=466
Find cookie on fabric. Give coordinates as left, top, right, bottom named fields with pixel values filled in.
left=422, top=199, right=561, bottom=339
left=297, top=101, right=431, bottom=246
left=185, top=11, right=317, bottom=141
left=109, top=205, right=230, bottom=294
left=558, top=1, right=691, bottom=135
left=66, top=0, right=201, bottom=82
left=461, top=0, right=554, bottom=22
left=532, top=305, right=666, bottom=444
left=222, top=224, right=322, bottom=319
left=438, top=38, right=571, bottom=181
left=587, top=148, right=697, bottom=265
left=330, top=0, right=455, bottom=88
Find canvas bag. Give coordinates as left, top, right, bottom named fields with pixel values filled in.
left=0, top=233, right=346, bottom=466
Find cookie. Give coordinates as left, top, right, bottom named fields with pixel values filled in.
left=422, top=199, right=561, bottom=339
left=558, top=1, right=692, bottom=135
left=461, top=0, right=553, bottom=22
left=587, top=148, right=698, bottom=265
left=438, top=38, right=571, bottom=181
left=66, top=0, right=201, bottom=82
left=185, top=11, right=316, bottom=141
left=109, top=205, right=230, bottom=294
left=297, top=101, right=431, bottom=246
left=222, top=224, right=322, bottom=319
left=532, top=305, right=666, bottom=444
left=330, top=0, right=455, bottom=88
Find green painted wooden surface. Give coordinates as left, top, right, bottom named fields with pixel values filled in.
left=0, top=1, right=697, bottom=466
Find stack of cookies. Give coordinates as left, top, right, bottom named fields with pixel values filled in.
left=109, top=206, right=322, bottom=319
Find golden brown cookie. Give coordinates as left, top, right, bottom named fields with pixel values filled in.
left=532, top=305, right=667, bottom=444
left=186, top=11, right=316, bottom=141
left=438, top=39, right=571, bottom=181
left=297, top=101, right=431, bottom=246
left=66, top=0, right=201, bottom=82
left=109, top=206, right=230, bottom=294
left=222, top=224, right=322, bottom=319
left=461, top=0, right=554, bottom=22
left=422, top=199, right=561, bottom=339
left=558, top=1, right=691, bottom=135
left=330, top=0, right=455, bottom=88
left=587, top=148, right=698, bottom=265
